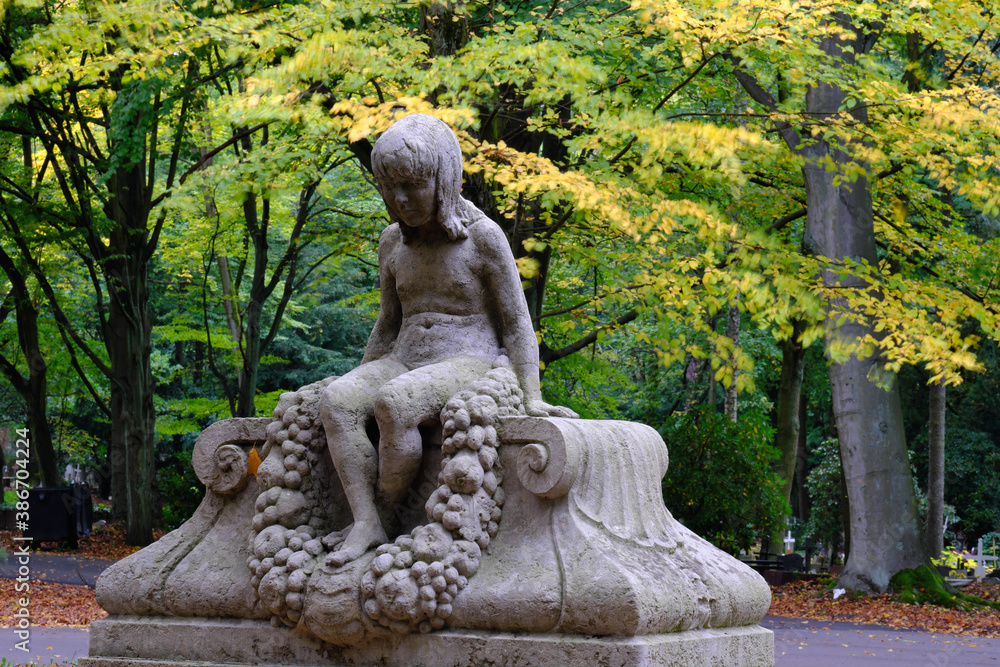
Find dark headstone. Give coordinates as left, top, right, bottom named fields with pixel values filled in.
left=778, top=552, right=805, bottom=572
left=24, top=484, right=92, bottom=547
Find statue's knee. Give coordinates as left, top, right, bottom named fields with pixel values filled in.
left=320, top=381, right=367, bottom=430
left=374, top=386, right=416, bottom=432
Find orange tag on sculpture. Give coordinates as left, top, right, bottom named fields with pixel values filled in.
left=247, top=446, right=262, bottom=478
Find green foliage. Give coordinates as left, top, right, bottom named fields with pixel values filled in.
left=51, top=417, right=105, bottom=471
left=539, top=340, right=632, bottom=420
left=156, top=448, right=204, bottom=530
left=803, top=438, right=843, bottom=551
left=660, top=406, right=787, bottom=554
left=257, top=261, right=377, bottom=391
left=932, top=545, right=973, bottom=575
left=912, top=428, right=1000, bottom=541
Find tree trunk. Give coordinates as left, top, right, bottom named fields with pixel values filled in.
left=770, top=324, right=806, bottom=556
left=926, top=380, right=945, bottom=558
left=23, top=334, right=56, bottom=487
left=0, top=252, right=58, bottom=487
left=419, top=0, right=468, bottom=57
left=724, top=302, right=740, bottom=422
left=237, top=220, right=269, bottom=418
left=795, top=395, right=810, bottom=522
left=801, top=27, right=925, bottom=591
left=104, top=162, right=156, bottom=547
left=706, top=362, right=716, bottom=411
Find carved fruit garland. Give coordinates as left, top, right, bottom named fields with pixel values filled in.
left=361, top=366, right=525, bottom=633
left=247, top=366, right=524, bottom=631
left=247, top=381, right=338, bottom=627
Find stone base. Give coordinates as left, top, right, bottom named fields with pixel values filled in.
left=79, top=616, right=773, bottom=667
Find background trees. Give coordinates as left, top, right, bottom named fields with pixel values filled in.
left=0, top=0, right=998, bottom=594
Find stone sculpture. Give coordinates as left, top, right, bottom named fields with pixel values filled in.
left=83, top=114, right=774, bottom=667
left=315, top=114, right=574, bottom=569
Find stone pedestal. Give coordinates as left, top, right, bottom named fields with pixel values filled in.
left=79, top=616, right=773, bottom=667
left=89, top=403, right=774, bottom=666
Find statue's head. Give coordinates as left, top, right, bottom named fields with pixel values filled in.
left=371, top=114, right=467, bottom=241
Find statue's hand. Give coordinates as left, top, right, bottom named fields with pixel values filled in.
left=525, top=399, right=579, bottom=419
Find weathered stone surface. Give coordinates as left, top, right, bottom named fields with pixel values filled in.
left=313, top=113, right=575, bottom=580
left=90, top=113, right=773, bottom=667
left=96, top=418, right=271, bottom=619
left=79, top=616, right=773, bottom=667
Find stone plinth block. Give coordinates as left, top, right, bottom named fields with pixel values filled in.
left=79, top=615, right=774, bottom=667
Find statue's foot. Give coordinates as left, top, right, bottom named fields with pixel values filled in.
left=321, top=527, right=349, bottom=552
left=324, top=520, right=387, bottom=568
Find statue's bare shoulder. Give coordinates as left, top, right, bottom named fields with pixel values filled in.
left=464, top=214, right=515, bottom=273
left=378, top=223, right=404, bottom=270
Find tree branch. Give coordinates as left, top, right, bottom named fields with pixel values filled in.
left=540, top=307, right=638, bottom=364
left=725, top=52, right=802, bottom=151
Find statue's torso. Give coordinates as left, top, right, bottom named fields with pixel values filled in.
left=391, top=224, right=502, bottom=368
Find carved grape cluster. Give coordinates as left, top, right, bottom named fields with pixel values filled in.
left=361, top=366, right=524, bottom=633
left=248, top=381, right=337, bottom=627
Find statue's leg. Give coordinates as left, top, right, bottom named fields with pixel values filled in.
left=319, top=359, right=407, bottom=567
left=374, top=356, right=491, bottom=510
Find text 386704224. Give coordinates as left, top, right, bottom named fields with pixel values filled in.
left=12, top=426, right=32, bottom=652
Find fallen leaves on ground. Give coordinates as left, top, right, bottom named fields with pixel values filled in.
left=0, top=578, right=106, bottom=627
left=769, top=578, right=1000, bottom=637
left=0, top=522, right=162, bottom=561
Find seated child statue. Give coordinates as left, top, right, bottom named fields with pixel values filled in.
left=319, top=113, right=575, bottom=568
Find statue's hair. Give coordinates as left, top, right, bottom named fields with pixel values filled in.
left=371, top=114, right=468, bottom=242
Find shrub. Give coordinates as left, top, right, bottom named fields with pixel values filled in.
left=803, top=438, right=844, bottom=555
left=660, top=406, right=788, bottom=554
left=156, top=448, right=204, bottom=530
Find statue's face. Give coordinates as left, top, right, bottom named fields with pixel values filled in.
left=381, top=175, right=437, bottom=228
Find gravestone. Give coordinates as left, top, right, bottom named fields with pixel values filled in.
left=81, top=114, right=773, bottom=667
left=778, top=552, right=805, bottom=573
left=972, top=538, right=998, bottom=581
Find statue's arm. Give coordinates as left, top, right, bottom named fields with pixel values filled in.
left=474, top=220, right=577, bottom=418
left=362, top=225, right=402, bottom=363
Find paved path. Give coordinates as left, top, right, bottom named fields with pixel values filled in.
left=4, top=562, right=1000, bottom=667
left=0, top=552, right=117, bottom=587
left=4, top=618, right=1000, bottom=665
left=2, top=626, right=91, bottom=665
left=766, top=615, right=1000, bottom=666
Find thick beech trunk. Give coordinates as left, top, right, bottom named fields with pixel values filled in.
left=926, top=380, right=946, bottom=558
left=23, top=331, right=56, bottom=487
left=801, top=29, right=925, bottom=591
left=104, top=162, right=156, bottom=546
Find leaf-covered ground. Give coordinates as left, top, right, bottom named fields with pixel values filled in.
left=769, top=578, right=1000, bottom=637
left=5, top=575, right=1000, bottom=631
left=0, top=578, right=106, bottom=627
left=0, top=522, right=163, bottom=629
left=0, top=523, right=161, bottom=561
left=5, top=525, right=1000, bottom=635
